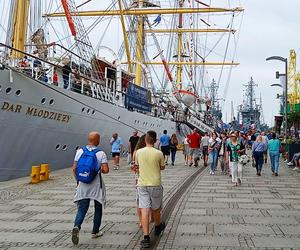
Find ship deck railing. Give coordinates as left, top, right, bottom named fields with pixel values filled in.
left=0, top=43, right=214, bottom=129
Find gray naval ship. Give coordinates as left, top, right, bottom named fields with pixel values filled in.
left=0, top=0, right=242, bottom=181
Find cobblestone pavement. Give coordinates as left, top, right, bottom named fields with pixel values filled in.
left=0, top=155, right=198, bottom=249
left=1, top=155, right=300, bottom=250
left=157, top=160, right=300, bottom=250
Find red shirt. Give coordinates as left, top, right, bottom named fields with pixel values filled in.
left=53, top=72, right=58, bottom=84
left=188, top=132, right=201, bottom=148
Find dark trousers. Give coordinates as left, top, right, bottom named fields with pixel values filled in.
left=74, top=199, right=102, bottom=234
left=63, top=76, right=69, bottom=89
left=253, top=151, right=264, bottom=173
left=171, top=150, right=176, bottom=164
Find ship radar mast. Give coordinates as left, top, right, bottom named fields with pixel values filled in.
left=238, top=77, right=261, bottom=131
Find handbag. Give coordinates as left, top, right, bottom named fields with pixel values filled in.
left=279, top=145, right=284, bottom=153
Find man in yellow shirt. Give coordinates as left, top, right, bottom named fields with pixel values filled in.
left=136, top=130, right=165, bottom=248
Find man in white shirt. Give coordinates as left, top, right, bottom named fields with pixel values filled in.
left=201, top=132, right=209, bottom=166
left=72, top=131, right=109, bottom=245
left=261, top=131, right=269, bottom=164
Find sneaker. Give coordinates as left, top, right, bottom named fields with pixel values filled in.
left=292, top=167, right=299, bottom=171
left=171, top=163, right=174, bottom=166
left=140, top=237, right=150, bottom=248
left=113, top=166, right=117, bottom=170
left=287, top=162, right=294, bottom=166
left=184, top=162, right=188, bottom=166
left=91, top=231, right=103, bottom=238
left=209, top=171, right=212, bottom=175
left=275, top=173, right=278, bottom=176
left=154, top=222, right=166, bottom=236
left=212, top=172, right=215, bottom=175
left=189, top=163, right=193, bottom=167
left=237, top=178, right=241, bottom=185
left=72, top=226, right=79, bottom=245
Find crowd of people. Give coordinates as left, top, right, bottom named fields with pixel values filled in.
left=178, top=129, right=284, bottom=184
left=70, top=128, right=287, bottom=248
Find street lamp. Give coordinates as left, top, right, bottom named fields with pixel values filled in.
left=266, top=56, right=288, bottom=139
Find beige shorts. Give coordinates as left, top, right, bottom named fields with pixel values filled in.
left=189, top=148, right=201, bottom=158
left=137, top=186, right=163, bottom=210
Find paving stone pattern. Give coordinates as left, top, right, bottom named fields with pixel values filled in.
left=157, top=159, right=300, bottom=250
left=0, top=155, right=300, bottom=249
left=0, top=156, right=197, bottom=249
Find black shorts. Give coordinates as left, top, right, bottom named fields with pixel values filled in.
left=161, top=146, right=170, bottom=156
left=112, top=152, right=120, bottom=157
left=202, top=146, right=209, bottom=156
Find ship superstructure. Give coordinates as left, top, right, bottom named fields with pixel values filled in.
left=238, top=77, right=261, bottom=131
left=0, top=0, right=243, bottom=180
left=204, top=79, right=223, bottom=129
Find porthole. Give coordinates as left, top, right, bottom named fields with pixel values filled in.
left=82, top=107, right=85, bottom=112
left=55, top=144, right=60, bottom=150
left=134, top=120, right=137, bottom=123
left=0, top=85, right=2, bottom=92
left=87, top=109, right=90, bottom=114
left=6, top=87, right=12, bottom=94
left=41, top=98, right=46, bottom=104
left=62, top=145, right=67, bottom=150
left=15, top=90, right=21, bottom=96
left=118, top=116, right=120, bottom=120
left=92, top=110, right=95, bottom=115
left=49, top=99, right=54, bottom=105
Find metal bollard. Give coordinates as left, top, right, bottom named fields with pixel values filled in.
left=40, top=164, right=49, bottom=181
left=31, top=166, right=41, bottom=184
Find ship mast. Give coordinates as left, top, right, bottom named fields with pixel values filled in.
left=135, top=0, right=145, bottom=86
left=9, top=0, right=30, bottom=58
left=118, top=0, right=133, bottom=73
left=176, top=0, right=184, bottom=88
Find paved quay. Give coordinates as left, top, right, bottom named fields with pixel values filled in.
left=0, top=155, right=300, bottom=250
left=157, top=161, right=300, bottom=250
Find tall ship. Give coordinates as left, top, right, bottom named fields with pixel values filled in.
left=0, top=0, right=243, bottom=181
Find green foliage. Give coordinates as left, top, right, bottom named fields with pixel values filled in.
left=288, top=111, right=300, bottom=124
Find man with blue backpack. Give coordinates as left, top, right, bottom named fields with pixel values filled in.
left=72, top=131, right=109, bottom=245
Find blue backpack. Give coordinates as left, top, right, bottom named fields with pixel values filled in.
left=76, top=147, right=100, bottom=183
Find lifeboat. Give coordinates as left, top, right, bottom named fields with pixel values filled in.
left=173, top=89, right=198, bottom=107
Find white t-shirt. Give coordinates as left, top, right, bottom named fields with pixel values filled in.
left=74, top=145, right=108, bottom=167
left=183, top=137, right=189, bottom=145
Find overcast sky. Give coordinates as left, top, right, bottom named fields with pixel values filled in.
left=227, top=0, right=300, bottom=126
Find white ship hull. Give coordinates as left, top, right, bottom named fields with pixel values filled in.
left=0, top=68, right=188, bottom=181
